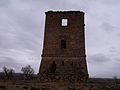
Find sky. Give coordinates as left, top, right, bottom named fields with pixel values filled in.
left=0, top=0, right=120, bottom=78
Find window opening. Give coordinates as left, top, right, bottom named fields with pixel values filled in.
left=61, top=40, right=66, bottom=48
left=62, top=61, right=64, bottom=66
left=61, top=19, right=68, bottom=26
left=71, top=62, right=73, bottom=65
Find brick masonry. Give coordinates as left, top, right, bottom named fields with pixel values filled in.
left=39, top=11, right=88, bottom=82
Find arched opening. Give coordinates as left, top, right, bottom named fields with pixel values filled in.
left=62, top=61, right=64, bottom=66
left=71, top=62, right=73, bottom=65
left=50, top=61, right=56, bottom=73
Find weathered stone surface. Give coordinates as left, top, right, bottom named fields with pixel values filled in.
left=39, top=11, right=88, bottom=82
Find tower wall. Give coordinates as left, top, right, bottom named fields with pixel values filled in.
left=39, top=11, right=88, bottom=82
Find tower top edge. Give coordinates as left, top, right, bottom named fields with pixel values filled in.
left=45, top=11, right=84, bottom=14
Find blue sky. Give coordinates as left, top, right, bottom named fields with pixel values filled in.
left=0, top=0, right=120, bottom=78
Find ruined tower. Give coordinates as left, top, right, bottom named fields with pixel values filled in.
left=39, top=11, right=88, bottom=82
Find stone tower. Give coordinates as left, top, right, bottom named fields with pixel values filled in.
left=39, top=11, right=88, bottom=82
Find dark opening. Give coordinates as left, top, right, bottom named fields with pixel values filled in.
left=50, top=61, right=56, bottom=73
left=61, top=40, right=66, bottom=48
left=68, top=88, right=76, bottom=90
left=71, top=62, right=73, bottom=65
left=62, top=61, right=64, bottom=66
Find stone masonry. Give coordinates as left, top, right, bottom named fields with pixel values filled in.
left=39, top=11, right=89, bottom=82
